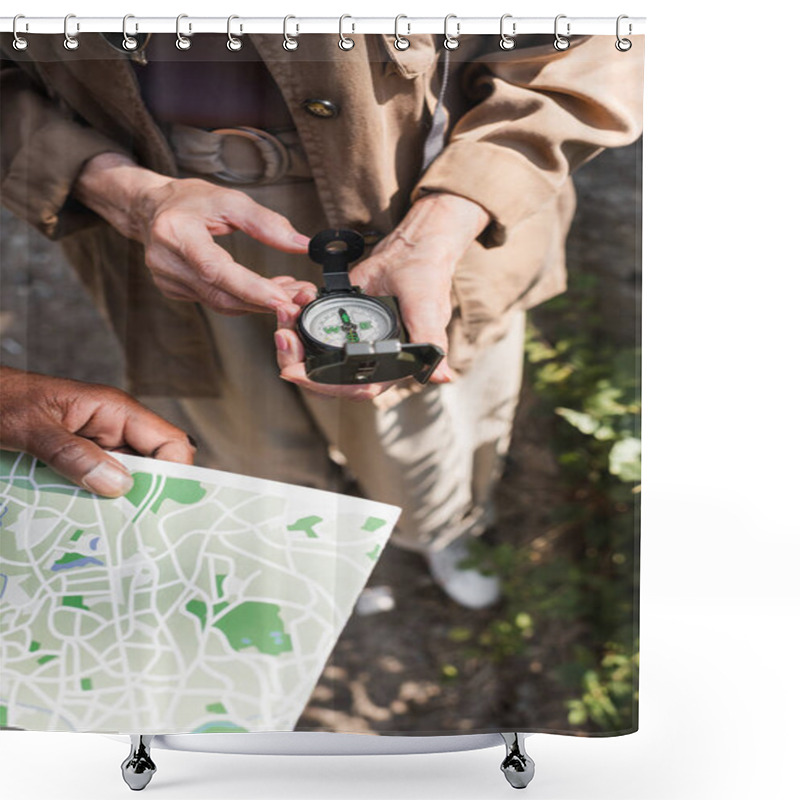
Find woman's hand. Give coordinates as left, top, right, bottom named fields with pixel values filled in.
left=0, top=367, right=196, bottom=497
left=275, top=192, right=490, bottom=399
left=73, top=152, right=313, bottom=316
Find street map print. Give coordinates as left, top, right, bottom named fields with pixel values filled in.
left=0, top=451, right=399, bottom=734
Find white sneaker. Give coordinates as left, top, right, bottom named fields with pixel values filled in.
left=426, top=535, right=501, bottom=610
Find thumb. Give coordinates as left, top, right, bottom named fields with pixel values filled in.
left=397, top=293, right=455, bottom=384
left=28, top=427, right=134, bottom=497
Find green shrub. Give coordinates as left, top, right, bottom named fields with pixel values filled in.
left=456, top=272, right=640, bottom=733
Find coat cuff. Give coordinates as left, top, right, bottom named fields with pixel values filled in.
left=1, top=117, right=132, bottom=240
left=411, top=140, right=559, bottom=248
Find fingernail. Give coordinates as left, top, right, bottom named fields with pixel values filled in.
left=294, top=234, right=310, bottom=247
left=82, top=462, right=134, bottom=497
left=275, top=331, right=290, bottom=352
left=435, top=363, right=456, bottom=383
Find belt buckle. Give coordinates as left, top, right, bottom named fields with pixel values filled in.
left=208, top=126, right=290, bottom=186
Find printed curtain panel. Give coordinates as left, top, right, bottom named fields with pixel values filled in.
left=0, top=30, right=644, bottom=738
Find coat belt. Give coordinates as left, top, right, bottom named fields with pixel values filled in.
left=166, top=124, right=312, bottom=186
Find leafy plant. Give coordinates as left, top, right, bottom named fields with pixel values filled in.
left=565, top=645, right=638, bottom=730
left=454, top=271, right=640, bottom=733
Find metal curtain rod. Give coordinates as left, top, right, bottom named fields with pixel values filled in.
left=0, top=16, right=646, bottom=36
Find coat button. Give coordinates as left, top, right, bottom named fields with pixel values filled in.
left=302, top=99, right=339, bottom=119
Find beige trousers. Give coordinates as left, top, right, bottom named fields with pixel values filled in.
left=142, top=127, right=526, bottom=555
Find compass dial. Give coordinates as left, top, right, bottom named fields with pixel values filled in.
left=301, top=296, right=397, bottom=349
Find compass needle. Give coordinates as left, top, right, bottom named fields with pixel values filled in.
left=339, top=308, right=360, bottom=344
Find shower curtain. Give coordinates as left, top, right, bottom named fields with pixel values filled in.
left=0, top=27, right=644, bottom=739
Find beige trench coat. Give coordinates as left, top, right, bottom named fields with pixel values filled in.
left=0, top=33, right=644, bottom=396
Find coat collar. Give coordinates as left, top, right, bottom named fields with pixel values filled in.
left=30, top=33, right=177, bottom=176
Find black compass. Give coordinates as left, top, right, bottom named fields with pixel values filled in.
left=296, top=229, right=444, bottom=385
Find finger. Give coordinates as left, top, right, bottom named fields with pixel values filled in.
left=174, top=224, right=296, bottom=312
left=150, top=274, right=199, bottom=303
left=74, top=390, right=197, bottom=465
left=222, top=195, right=310, bottom=253
left=347, top=258, right=455, bottom=384
left=291, top=284, right=319, bottom=307
left=25, top=426, right=134, bottom=497
left=428, top=359, right=456, bottom=384
left=348, top=256, right=392, bottom=299
left=153, top=265, right=285, bottom=317
left=149, top=439, right=197, bottom=464
left=272, top=276, right=318, bottom=306
left=270, top=275, right=301, bottom=287
left=149, top=240, right=295, bottom=315
left=274, top=327, right=306, bottom=373
left=279, top=361, right=387, bottom=401
left=118, top=403, right=197, bottom=465
left=394, top=284, right=456, bottom=384
left=395, top=284, right=450, bottom=352
left=151, top=272, right=249, bottom=316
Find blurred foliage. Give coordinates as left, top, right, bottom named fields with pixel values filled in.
left=566, top=645, right=639, bottom=729
left=455, top=272, right=640, bottom=733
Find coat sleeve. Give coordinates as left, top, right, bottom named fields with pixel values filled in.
left=412, top=35, right=644, bottom=246
left=0, top=53, right=133, bottom=240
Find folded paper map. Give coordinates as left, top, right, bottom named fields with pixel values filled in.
left=0, top=450, right=399, bottom=734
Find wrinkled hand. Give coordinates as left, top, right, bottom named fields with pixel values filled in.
left=74, top=153, right=314, bottom=316
left=275, top=192, right=490, bottom=400
left=0, top=367, right=195, bottom=497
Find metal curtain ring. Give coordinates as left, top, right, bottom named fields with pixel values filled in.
left=394, top=15, right=410, bottom=50
left=176, top=14, right=192, bottom=50
left=283, top=15, right=298, bottom=51
left=554, top=14, right=571, bottom=51
left=63, top=13, right=79, bottom=50
left=122, top=14, right=139, bottom=50
left=339, top=14, right=355, bottom=50
left=443, top=14, right=460, bottom=51
left=616, top=15, right=633, bottom=51
left=12, top=14, right=28, bottom=51
left=499, top=14, right=516, bottom=50
left=227, top=15, right=242, bottom=51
